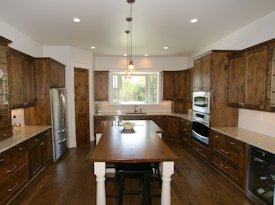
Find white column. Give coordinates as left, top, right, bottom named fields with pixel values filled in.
left=161, top=161, right=174, bottom=205
left=94, top=162, right=106, bottom=205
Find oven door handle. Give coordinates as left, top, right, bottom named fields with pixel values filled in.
left=192, top=130, right=209, bottom=140
left=192, top=118, right=209, bottom=127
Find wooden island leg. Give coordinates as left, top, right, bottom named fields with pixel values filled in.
left=94, top=162, right=106, bottom=205
left=161, top=161, right=174, bottom=205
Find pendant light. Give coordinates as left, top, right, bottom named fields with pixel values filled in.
left=126, top=0, right=135, bottom=73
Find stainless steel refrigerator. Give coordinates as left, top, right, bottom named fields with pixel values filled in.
left=50, top=88, right=68, bottom=161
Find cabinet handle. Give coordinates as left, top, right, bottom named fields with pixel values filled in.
left=6, top=165, right=17, bottom=173
left=220, top=149, right=229, bottom=155
left=195, top=148, right=202, bottom=152
left=219, top=163, right=228, bottom=169
left=2, top=133, right=9, bottom=137
left=18, top=147, right=24, bottom=151
left=0, top=158, right=4, bottom=163
left=35, top=138, right=40, bottom=142
left=8, top=183, right=18, bottom=192
left=40, top=141, right=45, bottom=146
left=214, top=135, right=220, bottom=138
left=183, top=128, right=188, bottom=132
left=229, top=141, right=235, bottom=145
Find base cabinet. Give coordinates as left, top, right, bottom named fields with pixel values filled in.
left=0, top=142, right=29, bottom=205
left=191, top=139, right=210, bottom=160
left=211, top=130, right=245, bottom=188
left=0, top=128, right=52, bottom=204
left=181, top=118, right=192, bottom=146
left=29, top=129, right=51, bottom=177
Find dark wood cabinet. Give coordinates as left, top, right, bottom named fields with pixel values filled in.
left=94, top=71, right=109, bottom=101
left=228, top=39, right=275, bottom=111
left=211, top=130, right=245, bottom=188
left=0, top=109, right=12, bottom=141
left=181, top=118, right=192, bottom=146
left=49, top=60, right=65, bottom=88
left=244, top=45, right=267, bottom=110
left=24, top=58, right=65, bottom=126
left=163, top=71, right=174, bottom=100
left=163, top=71, right=186, bottom=101
left=266, top=40, right=275, bottom=111
left=150, top=115, right=166, bottom=133
left=29, top=129, right=51, bottom=177
left=0, top=142, right=29, bottom=205
left=228, top=53, right=245, bottom=107
left=193, top=54, right=211, bottom=91
left=185, top=68, right=193, bottom=110
left=165, top=116, right=181, bottom=141
left=191, top=139, right=210, bottom=160
left=8, top=49, right=34, bottom=109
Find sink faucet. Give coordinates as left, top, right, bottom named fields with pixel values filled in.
left=134, top=105, right=138, bottom=113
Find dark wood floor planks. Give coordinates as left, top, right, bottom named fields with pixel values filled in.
left=10, top=141, right=255, bottom=205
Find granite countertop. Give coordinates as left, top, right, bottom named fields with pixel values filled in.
left=94, top=112, right=192, bottom=121
left=211, top=127, right=275, bottom=154
left=0, top=126, right=51, bottom=153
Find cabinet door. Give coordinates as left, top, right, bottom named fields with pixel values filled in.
left=8, top=52, right=24, bottom=108
left=244, top=45, right=267, bottom=110
left=165, top=116, right=181, bottom=141
left=185, top=69, right=193, bottom=103
left=193, top=60, right=202, bottom=91
left=163, top=71, right=175, bottom=100
left=150, top=115, right=166, bottom=134
left=29, top=135, right=42, bottom=177
left=22, top=58, right=34, bottom=107
left=201, top=55, right=211, bottom=91
left=228, top=54, right=245, bottom=107
left=0, top=109, right=12, bottom=141
left=94, top=71, right=109, bottom=101
left=41, top=130, right=52, bottom=165
left=174, top=71, right=185, bottom=100
left=50, top=60, right=65, bottom=88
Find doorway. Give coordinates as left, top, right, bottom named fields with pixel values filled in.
left=74, top=67, right=90, bottom=145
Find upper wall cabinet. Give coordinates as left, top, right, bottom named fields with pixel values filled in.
left=266, top=40, right=275, bottom=112
left=94, top=71, right=109, bottom=101
left=8, top=49, right=35, bottom=109
left=163, top=70, right=186, bottom=101
left=49, top=60, right=65, bottom=88
left=193, top=54, right=211, bottom=91
left=228, top=39, right=275, bottom=111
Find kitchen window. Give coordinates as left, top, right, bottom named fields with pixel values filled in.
left=111, top=72, right=160, bottom=104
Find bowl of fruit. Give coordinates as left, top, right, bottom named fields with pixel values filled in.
left=121, top=121, right=135, bottom=130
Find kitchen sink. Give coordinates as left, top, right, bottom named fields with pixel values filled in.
left=125, top=112, right=147, bottom=115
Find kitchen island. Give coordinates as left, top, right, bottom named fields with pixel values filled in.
left=90, top=120, right=177, bottom=205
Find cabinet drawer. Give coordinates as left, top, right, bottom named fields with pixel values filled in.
left=212, top=153, right=243, bottom=185
left=212, top=132, right=225, bottom=145
left=0, top=164, right=29, bottom=204
left=182, top=133, right=192, bottom=146
left=192, top=139, right=209, bottom=160
left=0, top=142, right=28, bottom=183
left=225, top=137, right=244, bottom=152
left=182, top=119, right=192, bottom=133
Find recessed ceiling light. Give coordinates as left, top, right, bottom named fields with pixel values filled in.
left=91, top=46, right=96, bottom=49
left=190, top=18, right=198, bottom=23
left=73, top=18, right=81, bottom=23
left=145, top=54, right=149, bottom=57
left=123, top=54, right=127, bottom=57
left=163, top=46, right=169, bottom=50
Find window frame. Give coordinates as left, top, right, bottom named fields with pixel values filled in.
left=109, top=71, right=160, bottom=105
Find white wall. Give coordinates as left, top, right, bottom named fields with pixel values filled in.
left=189, top=11, right=275, bottom=137
left=95, top=55, right=189, bottom=113
left=43, top=46, right=94, bottom=147
left=0, top=20, right=42, bottom=57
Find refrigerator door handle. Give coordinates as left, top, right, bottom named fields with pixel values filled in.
left=58, top=138, right=67, bottom=144
left=58, top=128, right=66, bottom=134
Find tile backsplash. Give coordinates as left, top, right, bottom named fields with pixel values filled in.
left=11, top=108, right=25, bottom=126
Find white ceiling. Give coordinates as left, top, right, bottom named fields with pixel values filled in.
left=0, top=0, right=274, bottom=56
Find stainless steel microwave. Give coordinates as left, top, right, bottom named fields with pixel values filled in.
left=192, top=91, right=211, bottom=114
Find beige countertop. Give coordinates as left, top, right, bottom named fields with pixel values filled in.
left=212, top=127, right=275, bottom=154
left=94, top=112, right=192, bottom=121
left=0, top=126, right=51, bottom=153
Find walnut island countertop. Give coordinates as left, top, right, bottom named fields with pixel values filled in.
left=0, top=126, right=51, bottom=153
left=212, top=127, right=275, bottom=154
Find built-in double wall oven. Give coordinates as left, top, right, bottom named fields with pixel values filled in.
left=192, top=91, right=211, bottom=146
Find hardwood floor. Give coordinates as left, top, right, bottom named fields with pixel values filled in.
left=10, top=141, right=255, bottom=205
